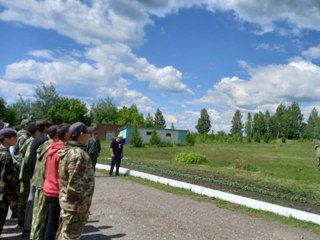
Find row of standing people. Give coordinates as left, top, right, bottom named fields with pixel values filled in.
left=0, top=119, right=99, bottom=240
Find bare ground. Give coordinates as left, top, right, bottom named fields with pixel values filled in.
left=2, top=174, right=320, bottom=240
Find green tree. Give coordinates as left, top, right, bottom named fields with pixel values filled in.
left=305, top=107, right=320, bottom=139
left=8, top=95, right=33, bottom=123
left=47, top=97, right=90, bottom=125
left=252, top=111, right=266, bottom=137
left=154, top=108, right=166, bottom=129
left=286, top=102, right=303, bottom=139
left=149, top=129, right=161, bottom=145
left=245, top=112, right=253, bottom=138
left=32, top=82, right=60, bottom=119
left=130, top=126, right=143, bottom=147
left=118, top=104, right=144, bottom=126
left=272, top=103, right=287, bottom=139
left=90, top=98, right=118, bottom=123
left=195, top=108, right=211, bottom=134
left=144, top=113, right=154, bottom=128
left=230, top=110, right=243, bottom=136
left=0, top=97, right=7, bottom=121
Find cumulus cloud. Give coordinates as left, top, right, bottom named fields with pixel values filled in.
left=302, top=45, right=320, bottom=59
left=194, top=60, right=320, bottom=108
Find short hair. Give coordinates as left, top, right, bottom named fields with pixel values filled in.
left=57, top=123, right=70, bottom=140
left=36, top=118, right=52, bottom=133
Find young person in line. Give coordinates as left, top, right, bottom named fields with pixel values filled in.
left=43, top=123, right=70, bottom=240
left=0, top=128, right=19, bottom=235
left=56, top=122, right=95, bottom=240
left=87, top=129, right=101, bottom=171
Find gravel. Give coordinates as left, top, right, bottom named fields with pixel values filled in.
left=2, top=174, right=320, bottom=239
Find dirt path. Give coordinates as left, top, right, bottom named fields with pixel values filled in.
left=2, top=174, right=320, bottom=239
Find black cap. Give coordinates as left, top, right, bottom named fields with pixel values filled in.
left=68, top=122, right=94, bottom=138
left=0, top=128, right=17, bottom=140
left=28, top=122, right=38, bottom=133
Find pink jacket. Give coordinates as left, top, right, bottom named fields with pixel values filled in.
left=43, top=141, right=64, bottom=197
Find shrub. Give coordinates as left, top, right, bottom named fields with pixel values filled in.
left=185, top=132, right=195, bottom=146
left=281, top=137, right=286, bottom=143
left=130, top=126, right=144, bottom=147
left=149, top=129, right=161, bottom=146
left=175, top=152, right=207, bottom=164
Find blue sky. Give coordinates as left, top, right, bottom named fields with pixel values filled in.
left=1, top=1, right=320, bottom=132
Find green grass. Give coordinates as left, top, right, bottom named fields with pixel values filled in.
left=99, top=140, right=320, bottom=197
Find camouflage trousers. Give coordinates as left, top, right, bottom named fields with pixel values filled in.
left=18, top=177, right=30, bottom=225
left=56, top=210, right=88, bottom=240
left=30, top=188, right=46, bottom=240
left=0, top=200, right=9, bottom=235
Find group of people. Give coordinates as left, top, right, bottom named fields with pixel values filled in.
left=0, top=118, right=122, bottom=240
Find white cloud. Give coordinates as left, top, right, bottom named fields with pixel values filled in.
left=302, top=45, right=320, bottom=59
left=28, top=49, right=55, bottom=60
left=256, top=43, right=286, bottom=53
left=194, top=60, right=320, bottom=108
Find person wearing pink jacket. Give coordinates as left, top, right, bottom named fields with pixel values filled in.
left=43, top=124, right=70, bottom=240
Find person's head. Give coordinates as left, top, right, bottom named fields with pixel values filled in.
left=36, top=118, right=51, bottom=134
left=116, top=134, right=123, bottom=142
left=47, top=125, right=59, bottom=141
left=20, top=119, right=30, bottom=130
left=0, top=127, right=17, bottom=148
left=91, top=128, right=98, bottom=138
left=68, top=122, right=94, bottom=145
left=57, top=123, right=71, bottom=142
left=28, top=122, right=38, bottom=137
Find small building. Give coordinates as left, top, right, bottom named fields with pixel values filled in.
left=119, top=126, right=188, bottom=144
left=95, top=123, right=123, bottom=140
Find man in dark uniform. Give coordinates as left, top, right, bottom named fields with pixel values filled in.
left=109, top=134, right=124, bottom=176
left=0, top=128, right=19, bottom=236
left=87, top=129, right=101, bottom=171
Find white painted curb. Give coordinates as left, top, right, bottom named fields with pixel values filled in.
left=96, top=163, right=320, bottom=225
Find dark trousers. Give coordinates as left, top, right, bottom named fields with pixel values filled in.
left=89, top=154, right=98, bottom=172
left=109, top=156, right=122, bottom=176
left=0, top=200, right=9, bottom=235
left=44, top=196, right=60, bottom=240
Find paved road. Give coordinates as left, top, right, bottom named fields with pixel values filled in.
left=2, top=175, right=320, bottom=239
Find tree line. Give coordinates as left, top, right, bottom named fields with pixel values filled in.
left=196, top=103, right=320, bottom=141
left=1, top=82, right=320, bottom=141
left=0, top=82, right=167, bottom=129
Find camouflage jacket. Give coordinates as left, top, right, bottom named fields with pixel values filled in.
left=32, top=140, right=53, bottom=189
left=58, top=141, right=95, bottom=213
left=19, top=137, right=34, bottom=181
left=0, top=144, right=18, bottom=201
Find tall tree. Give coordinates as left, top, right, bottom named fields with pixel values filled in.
left=245, top=112, right=253, bottom=138
left=286, top=102, right=303, bottom=139
left=272, top=103, right=287, bottom=139
left=118, top=104, right=144, bottom=126
left=0, top=97, right=7, bottom=121
left=230, top=110, right=243, bottom=136
left=195, top=108, right=211, bottom=134
left=32, top=82, right=60, bottom=119
left=47, top=97, right=90, bottom=125
left=90, top=98, right=118, bottom=123
left=144, top=113, right=154, bottom=128
left=9, top=95, right=33, bottom=123
left=304, top=107, right=320, bottom=139
left=154, top=108, right=166, bottom=129
left=252, top=111, right=266, bottom=136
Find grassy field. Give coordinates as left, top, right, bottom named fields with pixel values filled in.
left=99, top=140, right=320, bottom=198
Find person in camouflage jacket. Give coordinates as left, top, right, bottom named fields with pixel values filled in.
left=0, top=128, right=19, bottom=236
left=17, top=122, right=38, bottom=228
left=31, top=125, right=58, bottom=240
left=56, top=122, right=95, bottom=240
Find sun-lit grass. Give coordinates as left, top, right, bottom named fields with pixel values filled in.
left=99, top=140, right=320, bottom=196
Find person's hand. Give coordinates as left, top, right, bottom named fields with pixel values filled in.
left=76, top=203, right=88, bottom=214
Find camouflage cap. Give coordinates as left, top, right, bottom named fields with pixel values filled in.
left=0, top=127, right=17, bottom=140
left=20, top=119, right=30, bottom=127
